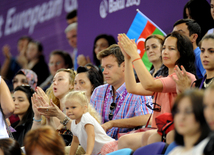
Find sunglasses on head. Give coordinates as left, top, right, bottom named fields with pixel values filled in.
left=146, top=102, right=161, bottom=112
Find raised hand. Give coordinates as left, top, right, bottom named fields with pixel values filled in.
left=172, top=65, right=192, bottom=94
left=35, top=87, right=49, bottom=104
left=118, top=34, right=139, bottom=61
left=2, top=45, right=11, bottom=59
left=37, top=99, right=61, bottom=118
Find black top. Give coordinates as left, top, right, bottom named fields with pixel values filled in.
left=11, top=120, right=33, bottom=146
left=194, top=77, right=214, bottom=90
left=31, top=56, right=50, bottom=86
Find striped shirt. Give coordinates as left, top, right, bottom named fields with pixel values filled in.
left=90, top=83, right=152, bottom=139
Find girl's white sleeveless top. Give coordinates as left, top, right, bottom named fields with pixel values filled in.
left=0, top=76, right=9, bottom=139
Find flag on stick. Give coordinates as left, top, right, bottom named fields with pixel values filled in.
left=127, top=9, right=166, bottom=70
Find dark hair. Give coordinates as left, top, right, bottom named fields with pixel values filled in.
left=164, top=31, right=196, bottom=75
left=66, top=9, right=77, bottom=20
left=172, top=89, right=210, bottom=146
left=29, top=40, right=43, bottom=53
left=93, top=34, right=117, bottom=66
left=173, top=19, right=201, bottom=44
left=50, top=50, right=73, bottom=68
left=0, top=138, right=22, bottom=155
left=183, top=0, right=214, bottom=38
left=13, top=85, right=34, bottom=127
left=77, top=65, right=103, bottom=94
left=85, top=63, right=104, bottom=82
left=97, top=44, right=124, bottom=66
left=199, top=34, right=214, bottom=48
left=18, top=35, right=32, bottom=42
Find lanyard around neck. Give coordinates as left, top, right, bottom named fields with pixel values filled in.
left=102, top=85, right=128, bottom=123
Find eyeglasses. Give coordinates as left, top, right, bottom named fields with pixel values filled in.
left=109, top=102, right=116, bottom=120
left=146, top=102, right=161, bottom=112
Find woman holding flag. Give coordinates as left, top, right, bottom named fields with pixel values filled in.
left=117, top=31, right=196, bottom=150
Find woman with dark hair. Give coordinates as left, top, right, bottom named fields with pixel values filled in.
left=117, top=31, right=196, bottom=150
left=74, top=65, right=104, bottom=101
left=0, top=138, right=22, bottom=155
left=23, top=40, right=50, bottom=85
left=93, top=34, right=117, bottom=67
left=11, top=85, right=35, bottom=146
left=172, top=34, right=214, bottom=93
left=77, top=34, right=117, bottom=67
left=40, top=50, right=73, bottom=91
left=183, top=0, right=214, bottom=38
left=9, top=69, right=37, bottom=124
left=168, top=89, right=210, bottom=154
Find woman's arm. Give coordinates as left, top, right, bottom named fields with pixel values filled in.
left=0, top=78, right=14, bottom=118
left=69, top=136, right=80, bottom=155
left=118, top=34, right=163, bottom=92
left=85, top=124, right=95, bottom=155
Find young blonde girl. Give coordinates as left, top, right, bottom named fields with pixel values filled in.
left=63, top=91, right=117, bottom=155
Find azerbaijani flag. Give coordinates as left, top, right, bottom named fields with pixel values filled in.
left=127, top=9, right=166, bottom=70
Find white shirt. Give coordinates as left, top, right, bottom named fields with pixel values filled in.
left=0, top=76, right=9, bottom=139
left=168, top=138, right=209, bottom=155
left=71, top=112, right=115, bottom=155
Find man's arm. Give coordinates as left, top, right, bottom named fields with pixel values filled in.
left=101, top=114, right=151, bottom=132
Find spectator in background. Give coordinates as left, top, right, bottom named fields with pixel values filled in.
left=77, top=34, right=117, bottom=68
left=1, top=36, right=32, bottom=91
left=66, top=9, right=77, bottom=25
left=74, top=65, right=104, bottom=101
left=145, top=34, right=168, bottom=77
left=11, top=85, right=35, bottom=146
left=0, top=138, right=22, bottom=155
left=22, top=40, right=49, bottom=86
left=183, top=0, right=214, bottom=38
left=40, top=50, right=73, bottom=91
left=65, top=23, right=78, bottom=70
left=173, top=19, right=205, bottom=79
left=24, top=126, right=65, bottom=155
left=12, top=69, right=38, bottom=90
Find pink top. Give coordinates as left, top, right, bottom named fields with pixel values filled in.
left=151, top=72, right=196, bottom=127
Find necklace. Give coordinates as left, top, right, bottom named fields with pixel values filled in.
left=204, top=78, right=214, bottom=88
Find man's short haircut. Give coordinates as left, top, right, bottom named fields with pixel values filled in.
left=64, top=22, right=77, bottom=33
left=66, top=9, right=77, bottom=20
left=173, top=19, right=201, bottom=45
left=97, top=44, right=124, bottom=66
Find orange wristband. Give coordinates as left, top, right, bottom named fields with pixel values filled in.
left=132, top=58, right=141, bottom=63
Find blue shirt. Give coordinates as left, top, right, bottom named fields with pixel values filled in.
left=90, top=83, right=152, bottom=139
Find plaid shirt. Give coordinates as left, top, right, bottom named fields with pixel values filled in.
left=90, top=83, right=152, bottom=139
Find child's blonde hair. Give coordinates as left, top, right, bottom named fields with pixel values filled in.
left=63, top=90, right=101, bottom=124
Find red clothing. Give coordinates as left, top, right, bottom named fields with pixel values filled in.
left=151, top=73, right=196, bottom=127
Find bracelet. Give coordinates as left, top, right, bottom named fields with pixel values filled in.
left=33, top=117, right=42, bottom=122
left=60, top=116, right=70, bottom=126
left=132, top=57, right=141, bottom=63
